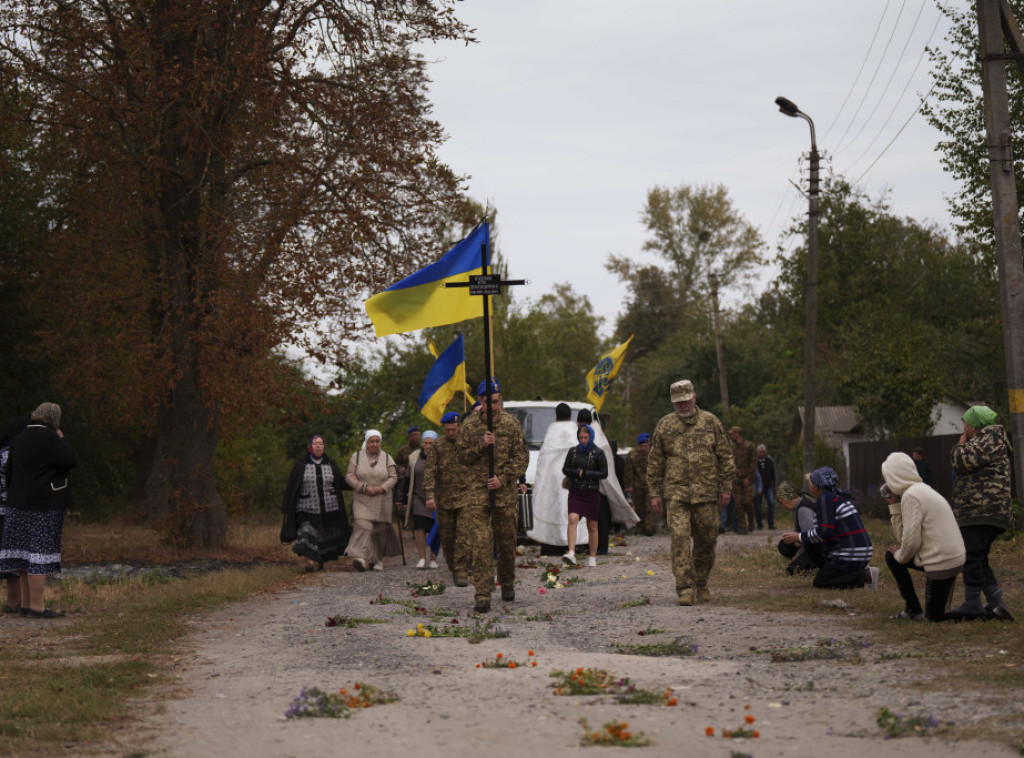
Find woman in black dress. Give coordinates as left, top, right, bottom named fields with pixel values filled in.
left=561, top=424, right=607, bottom=568
left=280, top=435, right=351, bottom=571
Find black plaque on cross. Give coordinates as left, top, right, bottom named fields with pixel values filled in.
left=444, top=225, right=526, bottom=506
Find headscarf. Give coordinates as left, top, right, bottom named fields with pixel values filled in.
left=809, top=466, right=839, bottom=490
left=30, top=402, right=61, bottom=431
left=576, top=424, right=596, bottom=452
left=963, top=405, right=997, bottom=429
left=422, top=430, right=438, bottom=441
left=307, top=434, right=325, bottom=460
left=636, top=433, right=650, bottom=445
left=362, top=429, right=383, bottom=452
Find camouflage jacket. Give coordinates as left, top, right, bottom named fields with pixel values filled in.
left=423, top=435, right=470, bottom=510
left=951, top=424, right=1013, bottom=529
left=396, top=442, right=419, bottom=473
left=731, top=439, right=757, bottom=486
left=647, top=408, right=735, bottom=504
left=457, top=410, right=529, bottom=509
left=623, top=448, right=649, bottom=495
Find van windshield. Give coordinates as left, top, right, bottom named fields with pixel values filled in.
left=505, top=406, right=558, bottom=450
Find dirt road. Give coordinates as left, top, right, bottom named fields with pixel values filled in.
left=109, top=534, right=1021, bottom=757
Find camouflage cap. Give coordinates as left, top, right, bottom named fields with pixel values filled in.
left=729, top=426, right=742, bottom=434
left=669, top=379, right=695, bottom=402
left=775, top=481, right=808, bottom=502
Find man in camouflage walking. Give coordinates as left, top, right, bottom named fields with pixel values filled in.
left=457, top=378, right=529, bottom=613
left=424, top=411, right=471, bottom=587
left=729, top=426, right=757, bottom=535
left=648, top=380, right=735, bottom=606
left=624, top=433, right=654, bottom=535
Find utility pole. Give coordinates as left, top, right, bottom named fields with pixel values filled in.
left=709, top=272, right=730, bottom=417
left=976, top=0, right=1024, bottom=504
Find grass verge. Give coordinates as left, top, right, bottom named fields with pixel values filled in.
left=0, top=563, right=298, bottom=756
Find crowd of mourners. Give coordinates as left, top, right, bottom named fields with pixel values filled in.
left=0, top=382, right=1013, bottom=624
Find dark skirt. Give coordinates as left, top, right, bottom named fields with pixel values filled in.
left=0, top=514, right=15, bottom=578
left=568, top=488, right=601, bottom=521
left=293, top=512, right=349, bottom=564
left=0, top=508, right=66, bottom=576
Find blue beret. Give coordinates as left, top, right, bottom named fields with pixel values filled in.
left=636, top=433, right=650, bottom=445
left=476, top=377, right=501, bottom=396
left=441, top=412, right=461, bottom=424
left=408, top=426, right=419, bottom=433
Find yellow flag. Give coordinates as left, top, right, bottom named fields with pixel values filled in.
left=428, top=337, right=475, bottom=404
left=585, top=335, right=633, bottom=412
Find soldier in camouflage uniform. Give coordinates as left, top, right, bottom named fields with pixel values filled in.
left=424, top=411, right=471, bottom=587
left=949, top=405, right=1014, bottom=620
left=648, top=380, right=735, bottom=606
left=457, top=379, right=529, bottom=613
left=624, top=433, right=654, bottom=535
left=729, top=426, right=757, bottom=535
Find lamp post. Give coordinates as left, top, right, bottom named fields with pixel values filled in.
left=708, top=271, right=730, bottom=417
left=775, top=95, right=819, bottom=478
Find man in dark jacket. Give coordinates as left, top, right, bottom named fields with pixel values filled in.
left=949, top=405, right=1014, bottom=620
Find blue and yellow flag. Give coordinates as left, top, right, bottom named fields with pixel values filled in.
left=418, top=335, right=467, bottom=424
left=428, top=337, right=475, bottom=404
left=585, top=335, right=634, bottom=412
left=365, top=224, right=489, bottom=337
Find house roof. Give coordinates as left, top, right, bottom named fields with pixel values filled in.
left=791, top=405, right=863, bottom=449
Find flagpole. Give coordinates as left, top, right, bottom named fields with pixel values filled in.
left=480, top=234, right=496, bottom=509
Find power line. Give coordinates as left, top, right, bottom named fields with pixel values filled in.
left=822, top=0, right=893, bottom=142
left=834, top=0, right=931, bottom=158
left=844, top=8, right=943, bottom=173
left=851, top=83, right=937, bottom=186
left=833, top=0, right=909, bottom=154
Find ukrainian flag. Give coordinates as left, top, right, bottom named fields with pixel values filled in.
left=418, top=334, right=466, bottom=424
left=585, top=335, right=634, bottom=412
left=365, top=224, right=489, bottom=337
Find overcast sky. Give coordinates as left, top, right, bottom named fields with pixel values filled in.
left=416, top=0, right=960, bottom=335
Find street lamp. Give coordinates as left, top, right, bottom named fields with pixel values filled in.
left=775, top=96, right=820, bottom=479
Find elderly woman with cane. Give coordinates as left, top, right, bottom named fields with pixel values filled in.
left=345, top=430, right=400, bottom=572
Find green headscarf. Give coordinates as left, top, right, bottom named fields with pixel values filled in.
left=963, top=405, right=997, bottom=429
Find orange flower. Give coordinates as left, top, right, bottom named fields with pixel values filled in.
left=667, top=697, right=678, bottom=706
left=705, top=727, right=714, bottom=737
left=753, top=730, right=760, bottom=738
left=475, top=663, right=481, bottom=668
left=496, top=652, right=503, bottom=659
left=354, top=683, right=361, bottom=689
left=531, top=661, right=538, bottom=667
left=621, top=732, right=632, bottom=740
left=576, top=667, right=583, bottom=674
left=508, top=662, right=517, bottom=669
left=620, top=722, right=629, bottom=729
left=745, top=714, right=755, bottom=724
left=744, top=703, right=750, bottom=709
left=724, top=729, right=732, bottom=737
left=528, top=650, right=534, bottom=656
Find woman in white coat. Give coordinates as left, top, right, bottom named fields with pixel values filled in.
left=880, top=452, right=966, bottom=621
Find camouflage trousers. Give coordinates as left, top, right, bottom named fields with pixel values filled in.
left=435, top=507, right=469, bottom=579
left=463, top=503, right=518, bottom=602
left=731, top=482, right=756, bottom=532
left=666, top=500, right=719, bottom=594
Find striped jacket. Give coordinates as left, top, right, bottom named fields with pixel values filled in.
left=800, top=489, right=873, bottom=572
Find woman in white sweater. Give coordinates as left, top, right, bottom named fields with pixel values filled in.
left=880, top=452, right=966, bottom=621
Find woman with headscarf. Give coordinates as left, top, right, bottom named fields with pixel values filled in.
left=880, top=452, right=965, bottom=621
left=0, top=403, right=75, bottom=618
left=399, top=430, right=439, bottom=569
left=345, top=430, right=400, bottom=572
left=280, top=434, right=351, bottom=572
left=780, top=466, right=877, bottom=590
left=561, top=424, right=608, bottom=568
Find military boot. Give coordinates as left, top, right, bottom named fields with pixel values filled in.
left=677, top=589, right=695, bottom=606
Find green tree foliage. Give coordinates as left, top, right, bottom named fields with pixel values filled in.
left=923, top=0, right=1024, bottom=248
left=766, top=179, right=1004, bottom=439
left=0, top=1, right=472, bottom=545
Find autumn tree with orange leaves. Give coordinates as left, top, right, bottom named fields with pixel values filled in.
left=0, top=0, right=472, bottom=546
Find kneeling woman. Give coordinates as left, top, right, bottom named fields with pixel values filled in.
left=562, top=424, right=608, bottom=568
left=345, top=430, right=400, bottom=571
left=280, top=435, right=351, bottom=571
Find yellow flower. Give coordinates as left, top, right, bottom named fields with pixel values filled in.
left=406, top=629, right=415, bottom=637
left=423, top=630, right=432, bottom=638
left=646, top=570, right=654, bottom=576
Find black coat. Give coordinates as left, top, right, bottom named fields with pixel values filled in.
left=562, top=446, right=608, bottom=492
left=6, top=424, right=77, bottom=512
left=280, top=454, right=351, bottom=544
